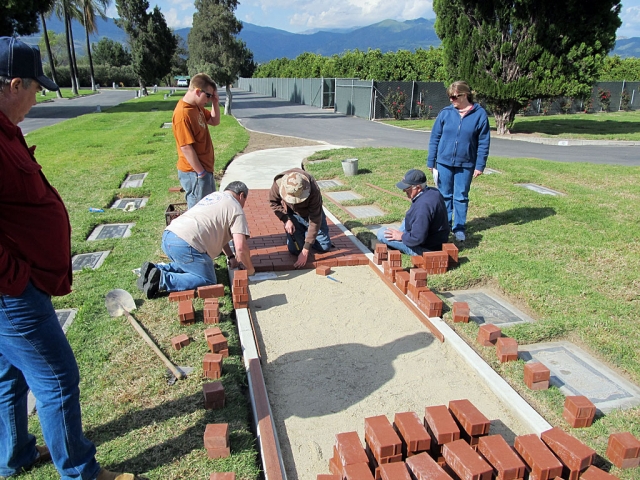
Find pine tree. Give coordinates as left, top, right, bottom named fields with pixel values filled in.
left=0, top=0, right=55, bottom=36
left=433, top=0, right=622, bottom=134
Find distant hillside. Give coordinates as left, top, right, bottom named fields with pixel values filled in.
left=21, top=15, right=640, bottom=64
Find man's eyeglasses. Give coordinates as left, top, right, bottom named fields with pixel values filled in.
left=200, top=89, right=213, bottom=99
left=449, top=94, right=465, bottom=100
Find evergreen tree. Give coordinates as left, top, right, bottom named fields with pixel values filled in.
left=0, top=0, right=55, bottom=36
left=433, top=0, right=622, bottom=134
left=188, top=0, right=254, bottom=114
left=116, top=0, right=177, bottom=91
left=92, top=38, right=132, bottom=67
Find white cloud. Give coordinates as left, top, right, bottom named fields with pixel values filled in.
left=164, top=7, right=194, bottom=28
left=617, top=5, right=640, bottom=37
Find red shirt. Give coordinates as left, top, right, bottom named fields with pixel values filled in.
left=0, top=111, right=72, bottom=297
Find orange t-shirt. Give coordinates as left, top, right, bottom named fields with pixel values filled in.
left=172, top=99, right=215, bottom=172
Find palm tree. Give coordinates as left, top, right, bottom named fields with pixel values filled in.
left=53, top=0, right=80, bottom=94
left=39, top=13, right=63, bottom=97
left=80, top=0, right=109, bottom=91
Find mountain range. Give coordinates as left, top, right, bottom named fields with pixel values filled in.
left=23, top=16, right=640, bottom=64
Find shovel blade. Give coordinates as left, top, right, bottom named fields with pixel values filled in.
left=105, top=289, right=137, bottom=317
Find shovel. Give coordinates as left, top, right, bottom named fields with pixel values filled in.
left=105, top=289, right=186, bottom=381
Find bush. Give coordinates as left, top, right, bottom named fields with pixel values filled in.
left=44, top=65, right=141, bottom=88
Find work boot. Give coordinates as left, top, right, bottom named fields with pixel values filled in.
left=143, top=268, right=161, bottom=299
left=137, top=261, right=156, bottom=291
left=33, top=445, right=51, bottom=466
left=96, top=468, right=137, bottom=480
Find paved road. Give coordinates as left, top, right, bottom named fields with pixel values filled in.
left=21, top=89, right=137, bottom=135
left=230, top=90, right=640, bottom=166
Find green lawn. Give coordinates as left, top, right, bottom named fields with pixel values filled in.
left=304, top=148, right=640, bottom=478
left=23, top=93, right=256, bottom=479
left=381, top=110, right=640, bottom=141
left=36, top=88, right=97, bottom=103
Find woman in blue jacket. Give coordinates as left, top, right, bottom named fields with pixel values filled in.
left=427, top=81, right=490, bottom=242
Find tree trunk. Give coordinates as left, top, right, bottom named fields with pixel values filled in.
left=40, top=13, right=63, bottom=98
left=84, top=13, right=96, bottom=91
left=67, top=14, right=80, bottom=91
left=492, top=100, right=519, bottom=135
left=63, top=8, right=78, bottom=95
left=225, top=84, right=232, bottom=114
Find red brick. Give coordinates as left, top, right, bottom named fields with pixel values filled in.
left=364, top=415, right=402, bottom=461
left=477, top=435, right=525, bottom=480
left=375, top=243, right=388, bottom=254
left=442, top=243, right=459, bottom=264
left=496, top=337, right=518, bottom=363
left=204, top=327, right=223, bottom=340
left=442, top=439, right=492, bottom=480
left=411, top=256, right=425, bottom=268
left=388, top=250, right=402, bottom=263
left=208, top=334, right=229, bottom=356
left=477, top=324, right=501, bottom=346
left=395, top=271, right=410, bottom=295
left=169, top=186, right=183, bottom=193
left=233, top=269, right=248, bottom=286
left=232, top=285, right=248, bottom=294
left=564, top=396, right=596, bottom=419
left=317, top=476, right=341, bottom=480
left=329, top=448, right=343, bottom=477
left=606, top=432, right=640, bottom=469
left=317, top=265, right=331, bottom=275
left=448, top=399, right=491, bottom=437
left=336, top=432, right=369, bottom=466
left=424, top=405, right=460, bottom=446
left=524, top=362, right=550, bottom=388
left=178, top=300, right=195, bottom=325
left=203, top=381, right=225, bottom=410
left=198, top=284, right=225, bottom=298
left=344, top=463, right=375, bottom=480
left=405, top=452, right=453, bottom=480
left=562, top=410, right=593, bottom=429
left=207, top=446, right=230, bottom=459
left=209, top=473, right=235, bottom=480
left=580, top=466, right=620, bottom=480
left=171, top=334, right=190, bottom=351
left=408, top=283, right=430, bottom=303
left=410, top=268, right=428, bottom=282
left=514, top=434, right=563, bottom=480
left=379, top=462, right=411, bottom=480
left=168, top=291, right=182, bottom=302
left=452, top=302, right=470, bottom=323
left=541, top=427, right=595, bottom=475
left=203, top=353, right=223, bottom=379
left=393, top=411, right=431, bottom=454
left=204, top=423, right=229, bottom=449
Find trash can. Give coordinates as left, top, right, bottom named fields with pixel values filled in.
left=342, top=158, right=358, bottom=176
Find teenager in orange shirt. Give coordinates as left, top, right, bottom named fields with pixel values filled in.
left=172, top=73, right=220, bottom=208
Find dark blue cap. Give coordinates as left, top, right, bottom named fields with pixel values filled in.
left=396, top=169, right=427, bottom=190
left=0, top=37, right=59, bottom=91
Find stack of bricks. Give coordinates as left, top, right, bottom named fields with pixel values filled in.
left=197, top=284, right=225, bottom=299
left=442, top=243, right=458, bottom=268
left=203, top=381, right=225, bottom=410
left=524, top=361, right=550, bottom=390
left=422, top=251, right=449, bottom=274
left=317, top=265, right=331, bottom=276
left=373, top=244, right=388, bottom=265
left=318, top=400, right=624, bottom=480
left=394, top=271, right=410, bottom=295
left=171, top=334, right=190, bottom=351
left=232, top=270, right=249, bottom=309
left=382, top=251, right=404, bottom=282
left=203, top=298, right=220, bottom=324
left=203, top=352, right=223, bottom=379
left=178, top=299, right=195, bottom=325
left=406, top=268, right=428, bottom=303
left=393, top=412, right=431, bottom=458
left=606, top=432, right=640, bottom=469
left=477, top=324, right=501, bottom=346
left=563, top=395, right=596, bottom=428
left=206, top=329, right=229, bottom=358
left=540, top=427, right=596, bottom=480
left=496, top=337, right=518, bottom=363
left=417, top=290, right=443, bottom=318
left=204, top=423, right=230, bottom=459
left=452, top=302, right=470, bottom=323
left=168, top=289, right=196, bottom=303
left=448, top=399, right=490, bottom=450
left=329, top=431, right=372, bottom=479
left=363, top=415, right=403, bottom=477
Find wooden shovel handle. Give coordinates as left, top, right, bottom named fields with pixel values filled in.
left=124, top=309, right=185, bottom=380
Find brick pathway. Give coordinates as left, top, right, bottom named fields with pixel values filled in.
left=245, top=190, right=368, bottom=272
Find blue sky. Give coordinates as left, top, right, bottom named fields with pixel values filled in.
left=106, top=0, right=640, bottom=37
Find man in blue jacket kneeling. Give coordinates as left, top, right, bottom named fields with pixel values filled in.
left=376, top=169, right=450, bottom=255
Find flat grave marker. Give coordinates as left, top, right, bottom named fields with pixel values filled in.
left=87, top=223, right=135, bottom=241
left=515, top=183, right=565, bottom=196
left=484, top=168, right=502, bottom=175
left=344, top=205, right=385, bottom=219
left=441, top=289, right=534, bottom=327
left=72, top=251, right=110, bottom=272
left=110, top=197, right=149, bottom=210
left=120, top=173, right=148, bottom=188
left=317, top=179, right=344, bottom=189
left=324, top=191, right=362, bottom=202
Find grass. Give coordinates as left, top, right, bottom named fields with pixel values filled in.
left=380, top=109, right=640, bottom=141
left=36, top=87, right=97, bottom=103
left=303, top=148, right=640, bottom=478
left=21, top=93, right=255, bottom=479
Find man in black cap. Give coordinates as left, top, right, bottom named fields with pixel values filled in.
left=0, top=37, right=137, bottom=480
left=376, top=169, right=449, bottom=255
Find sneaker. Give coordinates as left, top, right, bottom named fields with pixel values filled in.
left=136, top=261, right=156, bottom=291
left=454, top=231, right=466, bottom=242
left=143, top=268, right=161, bottom=299
left=96, top=468, right=137, bottom=480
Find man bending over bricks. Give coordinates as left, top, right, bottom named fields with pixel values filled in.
left=269, top=168, right=332, bottom=268
left=376, top=169, right=449, bottom=255
left=0, top=37, right=138, bottom=480
left=138, top=181, right=255, bottom=299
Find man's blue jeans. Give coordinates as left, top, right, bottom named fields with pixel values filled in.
left=158, top=230, right=217, bottom=292
left=0, top=282, right=99, bottom=479
left=376, top=220, right=429, bottom=256
left=178, top=170, right=215, bottom=209
left=436, top=163, right=474, bottom=234
left=286, top=212, right=332, bottom=255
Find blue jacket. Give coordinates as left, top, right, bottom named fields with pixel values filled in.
left=402, top=187, right=450, bottom=251
left=427, top=103, right=490, bottom=171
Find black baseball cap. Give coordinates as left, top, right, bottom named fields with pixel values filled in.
left=0, top=37, right=59, bottom=91
left=396, top=169, right=427, bottom=190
